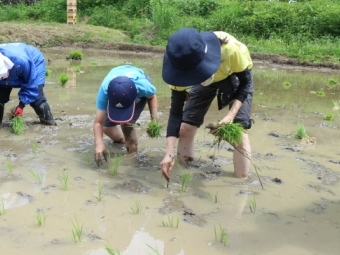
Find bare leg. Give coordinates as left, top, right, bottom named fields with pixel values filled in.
left=177, top=123, right=198, bottom=163
left=121, top=124, right=138, bottom=153
left=233, top=132, right=251, bottom=178
left=103, top=126, right=125, bottom=143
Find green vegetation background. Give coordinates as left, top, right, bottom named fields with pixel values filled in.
left=1, top=0, right=340, bottom=64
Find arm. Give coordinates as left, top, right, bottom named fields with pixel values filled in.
left=161, top=89, right=187, bottom=180
left=219, top=69, right=252, bottom=124
left=147, top=95, right=158, bottom=120
left=93, top=109, right=108, bottom=166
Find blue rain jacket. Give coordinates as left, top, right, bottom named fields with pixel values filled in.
left=0, top=43, right=46, bottom=105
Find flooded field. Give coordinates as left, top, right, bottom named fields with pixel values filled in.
left=1, top=48, right=340, bottom=255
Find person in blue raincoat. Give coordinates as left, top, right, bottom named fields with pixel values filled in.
left=0, top=42, right=56, bottom=125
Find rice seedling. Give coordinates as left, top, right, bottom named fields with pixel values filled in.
left=294, top=123, right=309, bottom=140
left=104, top=245, right=121, bottom=255
left=248, top=195, right=257, bottom=214
left=161, top=214, right=179, bottom=229
left=206, top=122, right=244, bottom=147
left=46, top=69, right=51, bottom=77
left=282, top=81, right=292, bottom=89
left=206, top=122, right=264, bottom=189
left=179, top=171, right=192, bottom=193
left=327, top=78, right=338, bottom=89
left=36, top=212, right=47, bottom=227
left=146, top=120, right=163, bottom=138
left=130, top=199, right=142, bottom=214
left=59, top=73, right=69, bottom=87
left=214, top=224, right=228, bottom=246
left=69, top=50, right=83, bottom=60
left=146, top=243, right=162, bottom=255
left=58, top=169, right=69, bottom=190
left=71, top=216, right=83, bottom=243
left=332, top=99, right=340, bottom=111
left=94, top=181, right=105, bottom=201
left=29, top=170, right=43, bottom=184
left=315, top=90, right=325, bottom=97
left=323, top=113, right=334, bottom=121
left=31, top=141, right=40, bottom=156
left=213, top=191, right=219, bottom=203
left=0, top=200, right=5, bottom=216
left=5, top=160, right=13, bottom=174
left=10, top=116, right=25, bottom=135
left=108, top=154, right=122, bottom=176
left=84, top=153, right=93, bottom=166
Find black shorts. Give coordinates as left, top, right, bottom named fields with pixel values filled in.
left=103, top=97, right=147, bottom=127
left=182, top=74, right=253, bottom=129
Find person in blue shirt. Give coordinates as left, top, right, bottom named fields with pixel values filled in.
left=0, top=42, right=56, bottom=126
left=93, top=65, right=158, bottom=166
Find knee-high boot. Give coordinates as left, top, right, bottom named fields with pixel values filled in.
left=32, top=102, right=57, bottom=126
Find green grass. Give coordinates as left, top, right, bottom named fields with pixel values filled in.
left=162, top=214, right=179, bottom=229
left=146, top=120, right=163, bottom=138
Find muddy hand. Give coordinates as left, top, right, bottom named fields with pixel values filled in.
left=94, top=150, right=108, bottom=167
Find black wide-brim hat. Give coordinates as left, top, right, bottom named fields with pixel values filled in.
left=162, top=28, right=221, bottom=86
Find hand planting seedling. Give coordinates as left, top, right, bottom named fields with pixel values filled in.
left=146, top=120, right=163, bottom=138
left=8, top=108, right=25, bottom=135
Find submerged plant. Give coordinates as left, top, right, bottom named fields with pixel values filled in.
left=146, top=120, right=163, bottom=138
left=214, top=224, right=228, bottom=246
left=59, top=73, right=69, bottom=86
left=10, top=116, right=25, bottom=135
left=130, top=199, right=142, bottom=214
left=162, top=214, right=179, bottom=229
left=294, top=123, right=309, bottom=140
left=71, top=216, right=83, bottom=243
left=248, top=195, right=257, bottom=214
left=108, top=154, right=122, bottom=176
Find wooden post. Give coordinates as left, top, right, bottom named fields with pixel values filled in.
left=67, top=0, right=77, bottom=25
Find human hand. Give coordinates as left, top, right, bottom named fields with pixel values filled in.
left=160, top=154, right=175, bottom=181
left=94, top=144, right=108, bottom=167
left=218, top=114, right=234, bottom=125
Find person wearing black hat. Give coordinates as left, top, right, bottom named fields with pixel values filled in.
left=93, top=65, right=158, bottom=166
left=160, top=28, right=254, bottom=180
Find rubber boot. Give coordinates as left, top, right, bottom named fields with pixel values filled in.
left=32, top=102, right=57, bottom=126
left=0, top=104, right=4, bottom=125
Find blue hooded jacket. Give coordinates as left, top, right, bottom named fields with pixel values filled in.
left=0, top=43, right=46, bottom=105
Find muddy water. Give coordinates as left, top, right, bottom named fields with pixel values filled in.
left=1, top=49, right=340, bottom=255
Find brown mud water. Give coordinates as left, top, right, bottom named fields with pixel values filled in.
left=0, top=48, right=340, bottom=255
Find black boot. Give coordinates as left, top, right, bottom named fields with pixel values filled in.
left=32, top=102, right=57, bottom=126
left=0, top=103, right=4, bottom=125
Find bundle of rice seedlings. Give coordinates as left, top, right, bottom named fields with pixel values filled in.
left=10, top=116, right=25, bottom=135
left=206, top=122, right=244, bottom=147
left=146, top=120, right=163, bottom=138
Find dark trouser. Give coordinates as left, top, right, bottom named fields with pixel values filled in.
left=0, top=85, right=56, bottom=125
left=182, top=73, right=253, bottom=129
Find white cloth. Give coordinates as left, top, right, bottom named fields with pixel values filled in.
left=0, top=52, right=14, bottom=79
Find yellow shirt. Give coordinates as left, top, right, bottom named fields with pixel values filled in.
left=169, top=31, right=252, bottom=91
